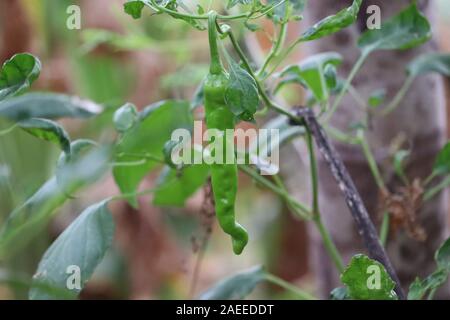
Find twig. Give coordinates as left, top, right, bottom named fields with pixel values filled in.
left=291, top=106, right=406, bottom=300
left=265, top=273, right=316, bottom=300
left=189, top=179, right=215, bottom=298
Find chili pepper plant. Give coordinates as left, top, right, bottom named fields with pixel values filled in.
left=0, top=0, right=450, bottom=300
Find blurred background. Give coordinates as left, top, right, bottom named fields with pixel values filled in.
left=0, top=0, right=449, bottom=299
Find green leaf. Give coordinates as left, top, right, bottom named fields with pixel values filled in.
left=18, top=118, right=71, bottom=154
left=197, top=4, right=205, bottom=15
left=358, top=4, right=431, bottom=54
left=330, top=287, right=350, bottom=300
left=341, top=254, right=397, bottom=300
left=162, top=64, right=208, bottom=91
left=368, top=89, right=386, bottom=108
left=29, top=200, right=114, bottom=300
left=163, top=0, right=206, bottom=30
left=244, top=21, right=261, bottom=32
left=300, top=0, right=361, bottom=42
left=422, top=269, right=448, bottom=291
left=407, top=237, right=450, bottom=299
left=124, top=1, right=145, bottom=19
left=199, top=266, right=266, bottom=300
left=436, top=237, right=450, bottom=272
left=113, top=103, right=138, bottom=133
left=191, top=78, right=205, bottom=110
left=324, top=64, right=338, bottom=90
left=407, top=53, right=450, bottom=78
left=393, top=150, right=410, bottom=181
left=56, top=141, right=109, bottom=191
left=407, top=277, right=426, bottom=300
left=0, top=93, right=101, bottom=121
left=225, top=59, right=259, bottom=122
left=276, top=52, right=342, bottom=102
left=153, top=161, right=210, bottom=207
left=433, top=142, right=450, bottom=176
left=0, top=140, right=110, bottom=258
left=55, top=140, right=106, bottom=197
left=0, top=53, right=41, bottom=101
left=268, top=0, right=307, bottom=24
left=124, top=0, right=206, bottom=30
left=348, top=121, right=367, bottom=132
left=287, top=0, right=307, bottom=12
left=174, top=16, right=206, bottom=31
left=407, top=269, right=448, bottom=300
left=113, top=100, right=193, bottom=207
left=0, top=270, right=74, bottom=299
left=227, top=0, right=252, bottom=9
left=0, top=179, right=65, bottom=258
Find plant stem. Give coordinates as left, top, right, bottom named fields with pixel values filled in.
left=348, top=85, right=368, bottom=110
left=208, top=11, right=223, bottom=75
left=423, top=171, right=438, bottom=187
left=116, top=152, right=165, bottom=164
left=239, top=164, right=311, bottom=219
left=313, top=216, right=345, bottom=272
left=424, top=175, right=450, bottom=202
left=357, top=130, right=386, bottom=191
left=265, top=273, right=316, bottom=300
left=272, top=174, right=315, bottom=221
left=427, top=287, right=438, bottom=300
left=306, top=129, right=319, bottom=216
left=306, top=127, right=345, bottom=272
left=257, top=8, right=290, bottom=77
left=249, top=0, right=289, bottom=20
left=264, top=38, right=301, bottom=79
left=325, top=52, right=369, bottom=123
left=381, top=76, right=414, bottom=116
left=189, top=222, right=210, bottom=299
left=110, top=177, right=176, bottom=202
left=379, top=212, right=390, bottom=246
left=111, top=159, right=148, bottom=167
left=225, top=30, right=300, bottom=121
left=357, top=130, right=391, bottom=245
left=0, top=124, right=18, bottom=136
left=325, top=126, right=360, bottom=145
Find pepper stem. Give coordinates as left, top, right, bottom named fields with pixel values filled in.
left=208, top=11, right=223, bottom=75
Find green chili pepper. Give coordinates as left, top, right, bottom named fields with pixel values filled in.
left=203, top=11, right=248, bottom=255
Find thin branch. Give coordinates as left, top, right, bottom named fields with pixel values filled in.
left=381, top=76, right=415, bottom=116
left=0, top=124, right=18, bottom=136
left=189, top=179, right=215, bottom=298
left=265, top=273, right=316, bottom=300
left=325, top=52, right=369, bottom=122
left=291, top=106, right=406, bottom=300
left=239, top=164, right=312, bottom=220
left=424, top=176, right=450, bottom=202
